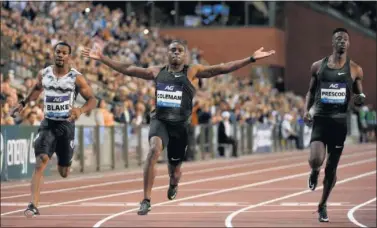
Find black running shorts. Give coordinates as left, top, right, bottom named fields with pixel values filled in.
left=148, top=117, right=189, bottom=165
left=34, top=119, right=75, bottom=167
left=310, top=116, right=348, bottom=146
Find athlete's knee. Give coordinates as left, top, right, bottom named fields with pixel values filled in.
left=35, top=154, right=49, bottom=172
left=308, top=141, right=326, bottom=168
left=169, top=160, right=182, bottom=168
left=308, top=156, right=323, bottom=168
left=58, top=166, right=69, bottom=178
left=308, top=153, right=324, bottom=169
left=168, top=163, right=182, bottom=183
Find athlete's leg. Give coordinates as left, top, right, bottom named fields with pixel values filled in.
left=30, top=154, right=50, bottom=206
left=166, top=126, right=188, bottom=200
left=168, top=162, right=182, bottom=186
left=308, top=141, right=327, bottom=171
left=143, top=136, right=164, bottom=200
left=319, top=144, right=343, bottom=206
left=56, top=140, right=73, bottom=178
left=308, top=117, right=327, bottom=191
left=316, top=118, right=347, bottom=222
left=55, top=122, right=75, bottom=178
left=138, top=118, right=168, bottom=215
left=25, top=126, right=56, bottom=217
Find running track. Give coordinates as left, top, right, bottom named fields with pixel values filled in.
left=1, top=144, right=376, bottom=227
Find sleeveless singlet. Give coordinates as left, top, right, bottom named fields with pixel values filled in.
left=152, top=65, right=196, bottom=124
left=41, top=66, right=80, bottom=121
left=312, top=56, right=353, bottom=119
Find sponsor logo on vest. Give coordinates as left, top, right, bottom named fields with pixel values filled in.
left=165, top=85, right=175, bottom=91
left=329, top=84, right=339, bottom=89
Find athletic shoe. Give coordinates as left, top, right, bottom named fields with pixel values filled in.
left=24, top=202, right=40, bottom=218
left=308, top=169, right=320, bottom=191
left=137, top=199, right=151, bottom=215
left=317, top=204, right=329, bottom=222
left=167, top=184, right=178, bottom=200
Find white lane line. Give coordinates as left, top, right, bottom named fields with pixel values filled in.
left=1, top=149, right=305, bottom=190
left=347, top=197, right=377, bottom=228
left=2, top=148, right=372, bottom=200
left=3, top=208, right=376, bottom=219
left=2, top=144, right=372, bottom=190
left=1, top=153, right=308, bottom=200
left=92, top=157, right=375, bottom=227
left=0, top=154, right=313, bottom=216
left=225, top=171, right=376, bottom=228
left=2, top=151, right=373, bottom=217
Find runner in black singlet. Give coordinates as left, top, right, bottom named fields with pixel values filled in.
left=82, top=41, right=275, bottom=215
left=11, top=42, right=97, bottom=217
left=303, top=28, right=366, bottom=222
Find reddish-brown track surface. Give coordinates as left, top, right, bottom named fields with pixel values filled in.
left=1, top=144, right=376, bottom=227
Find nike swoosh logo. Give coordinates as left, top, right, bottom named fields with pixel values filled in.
left=174, top=75, right=182, bottom=78
left=171, top=158, right=180, bottom=161
left=338, top=72, right=346, bottom=75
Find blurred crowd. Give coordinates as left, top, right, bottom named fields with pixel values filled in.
left=1, top=1, right=375, bottom=146
left=318, top=1, right=377, bottom=31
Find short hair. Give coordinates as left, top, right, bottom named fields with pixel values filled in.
left=54, top=41, right=72, bottom=54
left=333, top=28, right=348, bottom=35
left=27, top=111, right=37, bottom=119
left=169, top=39, right=187, bottom=49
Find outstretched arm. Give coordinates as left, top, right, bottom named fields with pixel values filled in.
left=81, top=44, right=159, bottom=80
left=193, top=47, right=275, bottom=79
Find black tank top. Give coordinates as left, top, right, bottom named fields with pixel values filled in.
left=152, top=65, right=196, bottom=124
left=312, top=56, right=353, bottom=118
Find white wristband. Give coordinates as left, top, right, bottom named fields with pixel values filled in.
left=359, top=93, right=366, bottom=98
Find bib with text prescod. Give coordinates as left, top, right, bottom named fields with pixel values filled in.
left=320, top=82, right=346, bottom=104
left=44, top=95, right=71, bottom=119
left=156, top=82, right=183, bottom=108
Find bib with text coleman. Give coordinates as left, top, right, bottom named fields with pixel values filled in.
left=320, top=82, right=347, bottom=104
left=156, top=82, right=183, bottom=108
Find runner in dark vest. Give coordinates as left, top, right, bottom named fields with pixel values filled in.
left=82, top=40, right=275, bottom=215
left=303, top=28, right=366, bottom=222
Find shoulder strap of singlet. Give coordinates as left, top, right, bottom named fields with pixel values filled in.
left=317, top=56, right=329, bottom=80
left=183, top=65, right=189, bottom=74
left=154, top=65, right=166, bottom=82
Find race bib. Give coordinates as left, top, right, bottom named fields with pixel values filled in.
left=156, top=83, right=183, bottom=108
left=320, top=82, right=346, bottom=104
left=44, top=95, right=71, bottom=118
